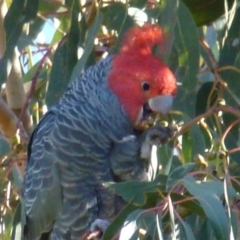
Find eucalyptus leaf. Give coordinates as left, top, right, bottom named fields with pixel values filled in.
left=11, top=202, right=22, bottom=240
left=182, top=176, right=230, bottom=240
left=104, top=180, right=165, bottom=205
left=180, top=221, right=196, bottom=240
left=174, top=1, right=199, bottom=90
left=103, top=201, right=139, bottom=240
left=119, top=209, right=144, bottom=240
left=173, top=87, right=196, bottom=118
left=157, top=0, right=178, bottom=61
left=70, top=11, right=103, bottom=82
left=130, top=0, right=148, bottom=9
left=182, top=0, right=235, bottom=26
left=0, top=135, right=10, bottom=156
left=0, top=0, right=38, bottom=85
left=102, top=3, right=135, bottom=52
left=166, top=163, right=196, bottom=190
left=46, top=0, right=81, bottom=106
left=195, top=82, right=218, bottom=116
left=219, top=8, right=240, bottom=78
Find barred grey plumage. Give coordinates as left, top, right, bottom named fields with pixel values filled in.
left=23, top=56, right=148, bottom=240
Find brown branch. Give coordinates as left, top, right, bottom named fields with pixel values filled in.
left=176, top=105, right=240, bottom=137
left=199, top=39, right=227, bottom=109
left=221, top=118, right=240, bottom=145
left=228, top=147, right=240, bottom=155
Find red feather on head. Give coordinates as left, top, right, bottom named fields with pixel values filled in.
left=108, top=24, right=177, bottom=123
left=120, top=23, right=164, bottom=56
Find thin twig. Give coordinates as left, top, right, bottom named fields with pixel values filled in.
left=221, top=118, right=240, bottom=145
left=228, top=147, right=240, bottom=155
left=176, top=105, right=240, bottom=137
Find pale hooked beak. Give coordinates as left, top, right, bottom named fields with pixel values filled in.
left=148, top=95, right=173, bottom=115
left=136, top=95, right=173, bottom=124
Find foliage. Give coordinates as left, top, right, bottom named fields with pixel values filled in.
left=0, top=0, right=240, bottom=239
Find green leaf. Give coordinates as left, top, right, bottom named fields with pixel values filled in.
left=195, top=219, right=214, bottom=240
left=180, top=221, right=196, bottom=240
left=224, top=52, right=240, bottom=107
left=199, top=31, right=215, bottom=69
left=70, top=10, right=103, bottom=83
left=195, top=82, right=218, bottom=116
left=130, top=0, right=148, bottom=9
left=219, top=8, right=240, bottom=77
left=182, top=124, right=206, bottom=162
left=224, top=126, right=240, bottom=165
left=18, top=17, right=45, bottom=50
left=157, top=143, right=173, bottom=175
left=103, top=191, right=203, bottom=239
left=23, top=0, right=39, bottom=22
left=101, top=3, right=135, bottom=52
left=199, top=181, right=236, bottom=199
left=230, top=211, right=239, bottom=240
left=190, top=124, right=206, bottom=156
left=182, top=176, right=230, bottom=240
left=4, top=0, right=38, bottom=42
left=11, top=202, right=22, bottom=240
left=12, top=164, right=23, bottom=190
left=173, top=87, right=196, bottom=118
left=103, top=200, right=139, bottom=240
left=39, top=0, right=64, bottom=15
left=174, top=1, right=199, bottom=90
left=182, top=131, right=193, bottom=162
left=46, top=0, right=80, bottom=106
left=0, top=0, right=39, bottom=85
left=222, top=52, right=240, bottom=162
left=46, top=39, right=69, bottom=106
left=183, top=0, right=235, bottom=26
left=177, top=197, right=205, bottom=218
left=105, top=180, right=165, bottom=205
left=166, top=163, right=196, bottom=190
left=23, top=61, right=42, bottom=83
left=157, top=0, right=178, bottom=61
left=224, top=178, right=238, bottom=239
left=51, top=15, right=72, bottom=44
left=102, top=2, right=131, bottom=31
left=119, top=209, right=144, bottom=240
left=0, top=135, right=10, bottom=156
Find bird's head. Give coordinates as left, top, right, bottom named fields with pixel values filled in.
left=108, top=24, right=177, bottom=127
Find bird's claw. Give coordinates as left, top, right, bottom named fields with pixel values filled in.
left=141, top=125, right=176, bottom=158
left=145, top=125, right=176, bottom=145
left=85, top=219, right=110, bottom=240
left=86, top=230, right=102, bottom=240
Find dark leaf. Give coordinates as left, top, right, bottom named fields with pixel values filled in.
left=182, top=176, right=230, bottom=240
left=174, top=1, right=199, bottom=90
left=0, top=0, right=39, bottom=85
left=166, top=163, right=196, bottom=190
left=182, top=0, right=235, bottom=26
left=70, top=10, right=103, bottom=82
left=195, top=82, right=218, bottom=116
left=46, top=0, right=80, bottom=106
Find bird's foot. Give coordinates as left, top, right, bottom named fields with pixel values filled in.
left=84, top=219, right=110, bottom=240
left=141, top=125, right=176, bottom=158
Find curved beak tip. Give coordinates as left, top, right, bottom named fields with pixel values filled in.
left=148, top=95, right=173, bottom=115
left=135, top=95, right=173, bottom=126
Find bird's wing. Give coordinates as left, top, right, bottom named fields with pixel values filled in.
left=23, top=110, right=62, bottom=239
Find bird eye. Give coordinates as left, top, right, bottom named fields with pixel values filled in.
left=142, top=82, right=150, bottom=91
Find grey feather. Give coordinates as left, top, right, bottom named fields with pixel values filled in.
left=23, top=56, right=148, bottom=240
